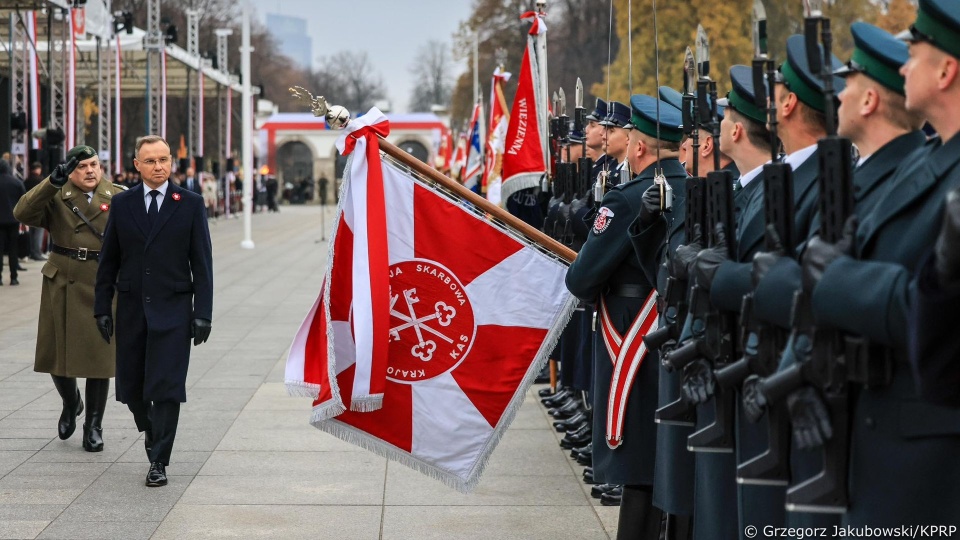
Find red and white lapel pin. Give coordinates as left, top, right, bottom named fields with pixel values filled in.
left=171, top=192, right=181, bottom=201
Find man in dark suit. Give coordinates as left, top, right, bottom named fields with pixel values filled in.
left=0, top=159, right=26, bottom=285
left=182, top=167, right=202, bottom=197
left=94, top=135, right=213, bottom=487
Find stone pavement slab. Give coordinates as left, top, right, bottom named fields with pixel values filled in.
left=0, top=206, right=613, bottom=539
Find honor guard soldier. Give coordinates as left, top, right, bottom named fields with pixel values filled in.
left=13, top=145, right=122, bottom=452
left=599, top=101, right=633, bottom=186
left=567, top=94, right=685, bottom=540
left=795, top=0, right=960, bottom=525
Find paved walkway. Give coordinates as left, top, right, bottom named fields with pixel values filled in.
left=0, top=205, right=617, bottom=539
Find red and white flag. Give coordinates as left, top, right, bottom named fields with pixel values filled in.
left=500, top=12, right=547, bottom=204
left=482, top=67, right=512, bottom=205
left=286, top=109, right=576, bottom=491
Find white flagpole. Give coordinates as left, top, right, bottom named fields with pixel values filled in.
left=536, top=2, right=549, bottom=175
left=240, top=2, right=254, bottom=249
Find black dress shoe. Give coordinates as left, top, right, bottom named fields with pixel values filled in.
left=145, top=462, right=167, bottom=487
left=542, top=388, right=572, bottom=407
left=57, top=389, right=83, bottom=440
left=538, top=387, right=556, bottom=398
left=9, top=278, right=18, bottom=286
left=583, top=468, right=597, bottom=484
left=549, top=399, right=583, bottom=419
left=576, top=449, right=593, bottom=466
left=600, top=487, right=623, bottom=506
left=560, top=425, right=592, bottom=449
left=554, top=411, right=587, bottom=432
left=591, top=483, right=618, bottom=499
left=570, top=441, right=591, bottom=459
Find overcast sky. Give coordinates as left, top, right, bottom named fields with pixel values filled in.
left=250, top=0, right=473, bottom=113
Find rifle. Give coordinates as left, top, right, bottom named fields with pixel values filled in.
left=651, top=47, right=702, bottom=428
left=757, top=0, right=855, bottom=513
left=713, top=0, right=794, bottom=486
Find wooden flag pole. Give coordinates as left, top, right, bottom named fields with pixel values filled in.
left=377, top=137, right=577, bottom=264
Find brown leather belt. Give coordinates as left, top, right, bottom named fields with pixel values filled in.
left=50, top=243, right=100, bottom=261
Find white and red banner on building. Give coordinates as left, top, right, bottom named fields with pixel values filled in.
left=482, top=67, right=511, bottom=205
left=500, top=12, right=547, bottom=204
left=285, top=109, right=576, bottom=492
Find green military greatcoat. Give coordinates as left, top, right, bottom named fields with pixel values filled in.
left=14, top=176, right=120, bottom=378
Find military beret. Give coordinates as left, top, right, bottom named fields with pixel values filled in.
left=66, top=145, right=97, bottom=163
left=779, top=34, right=845, bottom=113
left=628, top=94, right=684, bottom=143
left=718, top=65, right=769, bottom=125
left=896, top=0, right=960, bottom=59
left=586, top=98, right=608, bottom=122
left=836, top=22, right=908, bottom=95
left=600, top=101, right=632, bottom=128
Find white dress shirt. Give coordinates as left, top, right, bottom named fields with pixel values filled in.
left=782, top=144, right=817, bottom=171
left=144, top=181, right=169, bottom=212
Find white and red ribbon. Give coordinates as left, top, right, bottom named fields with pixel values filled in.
left=599, top=291, right=659, bottom=449
left=336, top=109, right=392, bottom=411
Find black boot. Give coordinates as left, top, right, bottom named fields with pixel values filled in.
left=616, top=485, right=662, bottom=540
left=51, top=375, right=83, bottom=440
left=82, top=379, right=109, bottom=452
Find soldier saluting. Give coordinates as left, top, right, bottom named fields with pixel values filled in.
left=13, top=146, right=122, bottom=452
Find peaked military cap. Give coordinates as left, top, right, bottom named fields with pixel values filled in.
left=66, top=145, right=97, bottom=163
left=586, top=98, right=608, bottom=122
left=778, top=34, right=845, bottom=113
left=568, top=125, right=585, bottom=143
left=629, top=94, right=684, bottom=143
left=718, top=65, right=768, bottom=125
left=836, top=22, right=908, bottom=95
left=600, top=101, right=632, bottom=128
left=896, top=0, right=960, bottom=59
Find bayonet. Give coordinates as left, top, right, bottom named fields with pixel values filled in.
left=753, top=0, right=768, bottom=59
left=683, top=47, right=696, bottom=96
left=552, top=91, right=559, bottom=117
left=575, top=78, right=583, bottom=110
left=802, top=0, right=823, bottom=18
left=696, top=24, right=710, bottom=80
left=558, top=87, right=567, bottom=117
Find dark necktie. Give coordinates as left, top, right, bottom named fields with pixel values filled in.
left=733, top=178, right=743, bottom=193
left=148, top=190, right=160, bottom=227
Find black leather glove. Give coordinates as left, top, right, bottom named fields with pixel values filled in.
left=751, top=225, right=786, bottom=287
left=935, top=187, right=960, bottom=290
left=741, top=374, right=768, bottom=423
left=670, top=224, right=704, bottom=282
left=191, top=318, right=212, bottom=346
left=95, top=315, right=113, bottom=344
left=694, top=222, right=730, bottom=292
left=49, top=157, right=79, bottom=188
left=787, top=386, right=833, bottom=450
left=681, top=359, right=716, bottom=405
left=801, top=215, right=857, bottom=292
left=637, top=184, right=663, bottom=227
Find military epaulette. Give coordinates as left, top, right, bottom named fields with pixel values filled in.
left=112, top=183, right=129, bottom=191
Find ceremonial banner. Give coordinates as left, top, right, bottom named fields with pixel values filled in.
left=482, top=68, right=511, bottom=205
left=463, top=100, right=484, bottom=192
left=286, top=109, right=576, bottom=492
left=500, top=12, right=547, bottom=203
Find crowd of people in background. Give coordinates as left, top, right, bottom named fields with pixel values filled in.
left=0, top=156, right=333, bottom=284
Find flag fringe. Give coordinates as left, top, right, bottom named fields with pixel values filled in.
left=310, top=400, right=347, bottom=424
left=285, top=381, right=321, bottom=398
left=499, top=172, right=543, bottom=205
left=349, top=395, right=384, bottom=412
left=310, top=293, right=579, bottom=494
left=459, top=292, right=579, bottom=490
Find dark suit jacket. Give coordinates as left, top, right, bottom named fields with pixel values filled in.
left=0, top=171, right=25, bottom=225
left=183, top=176, right=203, bottom=196
left=94, top=181, right=213, bottom=403
left=909, top=251, right=960, bottom=407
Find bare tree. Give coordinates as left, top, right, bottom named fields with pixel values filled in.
left=408, top=40, right=454, bottom=112
left=309, top=51, right=387, bottom=113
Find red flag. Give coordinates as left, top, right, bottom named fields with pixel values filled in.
left=285, top=108, right=576, bottom=491
left=500, top=14, right=546, bottom=204
left=482, top=68, right=512, bottom=205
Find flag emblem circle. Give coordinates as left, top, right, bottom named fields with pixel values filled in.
left=593, top=206, right=614, bottom=235
left=386, top=259, right=476, bottom=383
